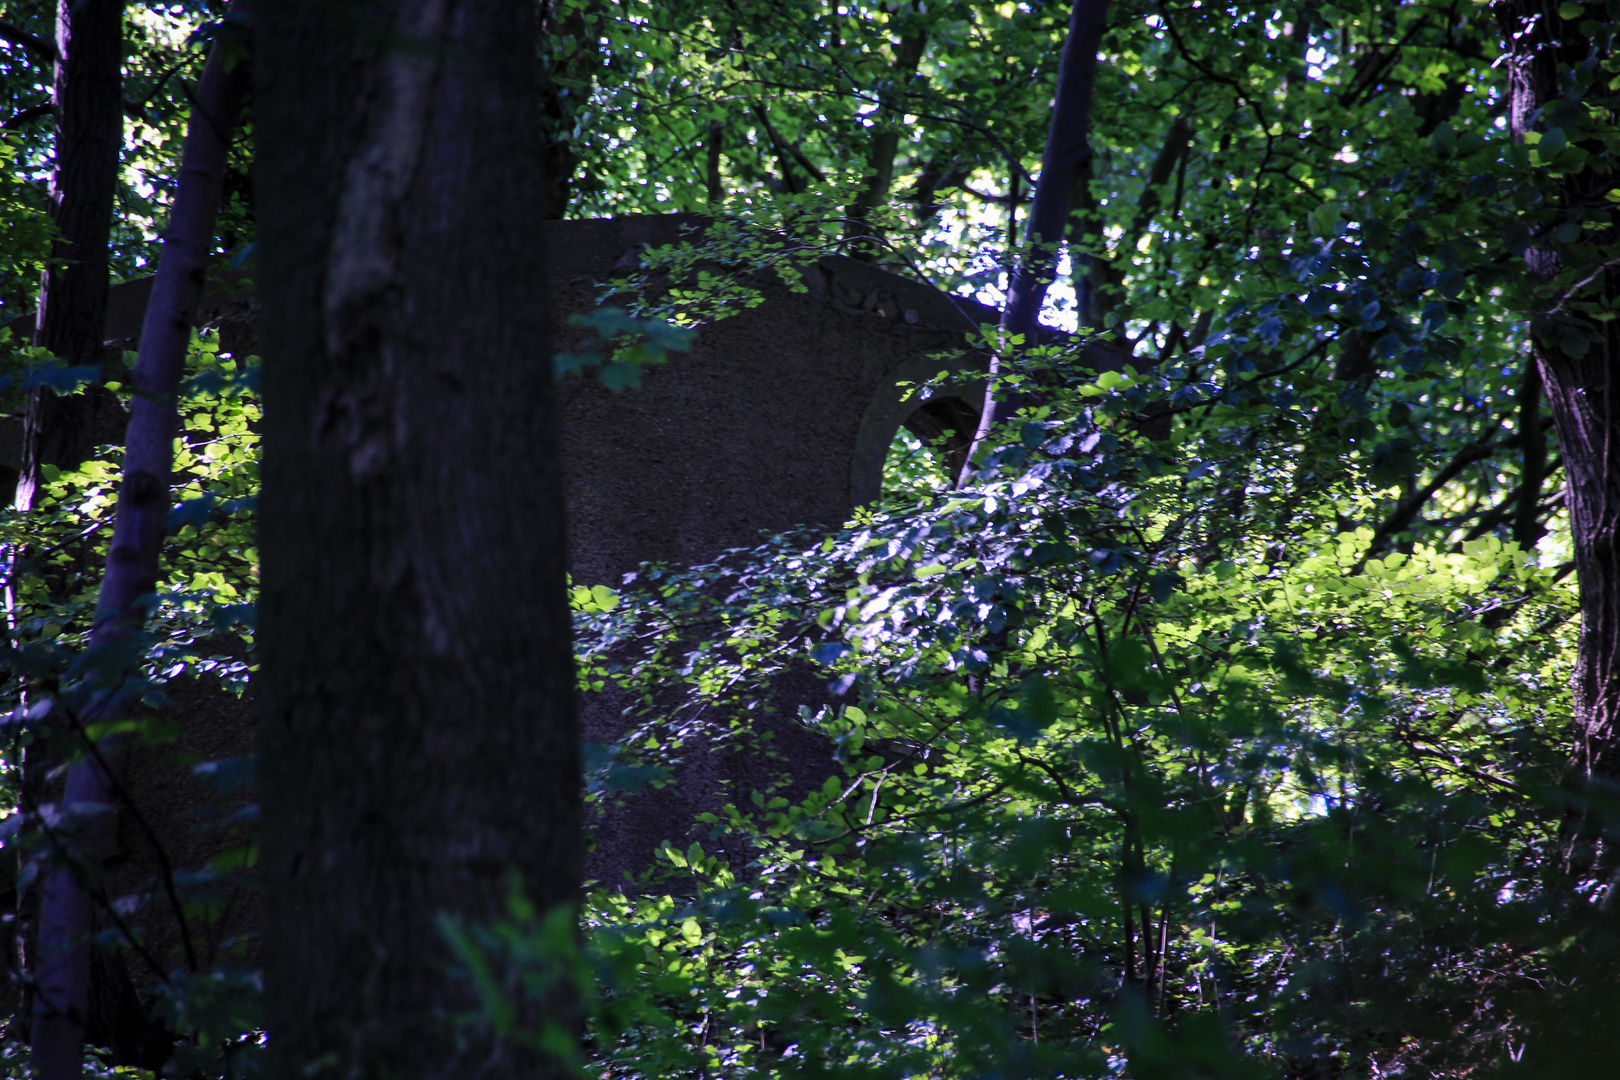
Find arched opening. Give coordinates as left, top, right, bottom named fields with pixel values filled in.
left=848, top=349, right=985, bottom=510
left=901, top=394, right=980, bottom=483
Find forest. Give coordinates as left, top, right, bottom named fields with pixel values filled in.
left=0, top=0, right=1617, bottom=1077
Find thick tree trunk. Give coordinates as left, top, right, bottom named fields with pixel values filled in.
left=28, top=16, right=250, bottom=1079
left=1543, top=353, right=1620, bottom=781
left=1495, top=0, right=1620, bottom=864
left=256, top=2, right=581, bottom=1077
left=17, top=0, right=123, bottom=510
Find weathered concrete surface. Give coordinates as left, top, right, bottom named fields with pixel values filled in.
left=43, top=214, right=1006, bottom=974
left=547, top=217, right=996, bottom=884
left=552, top=215, right=991, bottom=589
left=108, top=670, right=259, bottom=982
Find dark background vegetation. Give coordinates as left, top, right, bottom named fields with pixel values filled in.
left=0, top=0, right=1616, bottom=1076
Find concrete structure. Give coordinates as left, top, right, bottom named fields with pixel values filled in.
left=549, top=214, right=992, bottom=588
left=18, top=214, right=1017, bottom=975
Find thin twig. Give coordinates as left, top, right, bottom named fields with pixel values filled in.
left=59, top=692, right=201, bottom=973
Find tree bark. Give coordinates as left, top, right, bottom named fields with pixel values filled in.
left=1075, top=116, right=1189, bottom=332
left=16, top=0, right=124, bottom=511
left=958, top=0, right=1109, bottom=485
left=844, top=26, right=927, bottom=257
left=537, top=0, right=599, bottom=219
left=1495, top=0, right=1620, bottom=861
left=255, top=1, right=581, bottom=1076
left=999, top=0, right=1109, bottom=340
left=706, top=119, right=724, bottom=205
left=1512, top=359, right=1547, bottom=555
left=28, top=14, right=250, bottom=1079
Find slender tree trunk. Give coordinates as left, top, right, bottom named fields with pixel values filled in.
left=706, top=119, right=724, bottom=205
left=256, top=1, right=581, bottom=1076
left=958, top=0, right=1109, bottom=485
left=537, top=0, right=599, bottom=219
left=28, top=16, right=250, bottom=1079
left=13, top=0, right=122, bottom=1047
left=844, top=27, right=926, bottom=257
left=999, top=0, right=1108, bottom=340
left=1075, top=116, right=1189, bottom=332
left=1512, top=359, right=1548, bottom=554
left=1495, top=0, right=1620, bottom=866
left=17, top=0, right=123, bottom=510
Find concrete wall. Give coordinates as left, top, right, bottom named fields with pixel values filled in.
left=551, top=215, right=991, bottom=587
left=36, top=214, right=1000, bottom=974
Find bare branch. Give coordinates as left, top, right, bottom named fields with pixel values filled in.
left=0, top=101, right=52, bottom=130
left=0, top=19, right=57, bottom=65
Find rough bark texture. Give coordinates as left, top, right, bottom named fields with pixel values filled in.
left=255, top=2, right=581, bottom=1077
left=17, top=0, right=124, bottom=510
left=28, top=16, right=249, bottom=1080
left=1495, top=0, right=1620, bottom=849
left=1544, top=345, right=1620, bottom=785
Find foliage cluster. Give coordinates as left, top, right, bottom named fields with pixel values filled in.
left=0, top=323, right=259, bottom=1078
left=453, top=316, right=1600, bottom=1078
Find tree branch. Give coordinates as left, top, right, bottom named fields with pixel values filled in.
left=0, top=102, right=53, bottom=130
left=1357, top=429, right=1539, bottom=567
left=0, top=19, right=57, bottom=64
left=749, top=102, right=825, bottom=194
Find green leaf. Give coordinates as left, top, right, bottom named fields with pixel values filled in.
left=597, top=360, right=644, bottom=392
left=1308, top=202, right=1341, bottom=238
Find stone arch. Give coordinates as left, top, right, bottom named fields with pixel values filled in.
left=849, top=350, right=985, bottom=506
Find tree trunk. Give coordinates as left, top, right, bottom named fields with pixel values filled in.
left=999, top=0, right=1109, bottom=341
left=255, top=1, right=581, bottom=1076
left=844, top=26, right=927, bottom=257
left=28, top=15, right=250, bottom=1079
left=16, top=0, right=123, bottom=510
left=1495, top=0, right=1620, bottom=865
left=958, top=0, right=1109, bottom=484
left=706, top=119, right=724, bottom=205
left=537, top=0, right=599, bottom=219
left=1511, top=360, right=1547, bottom=555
